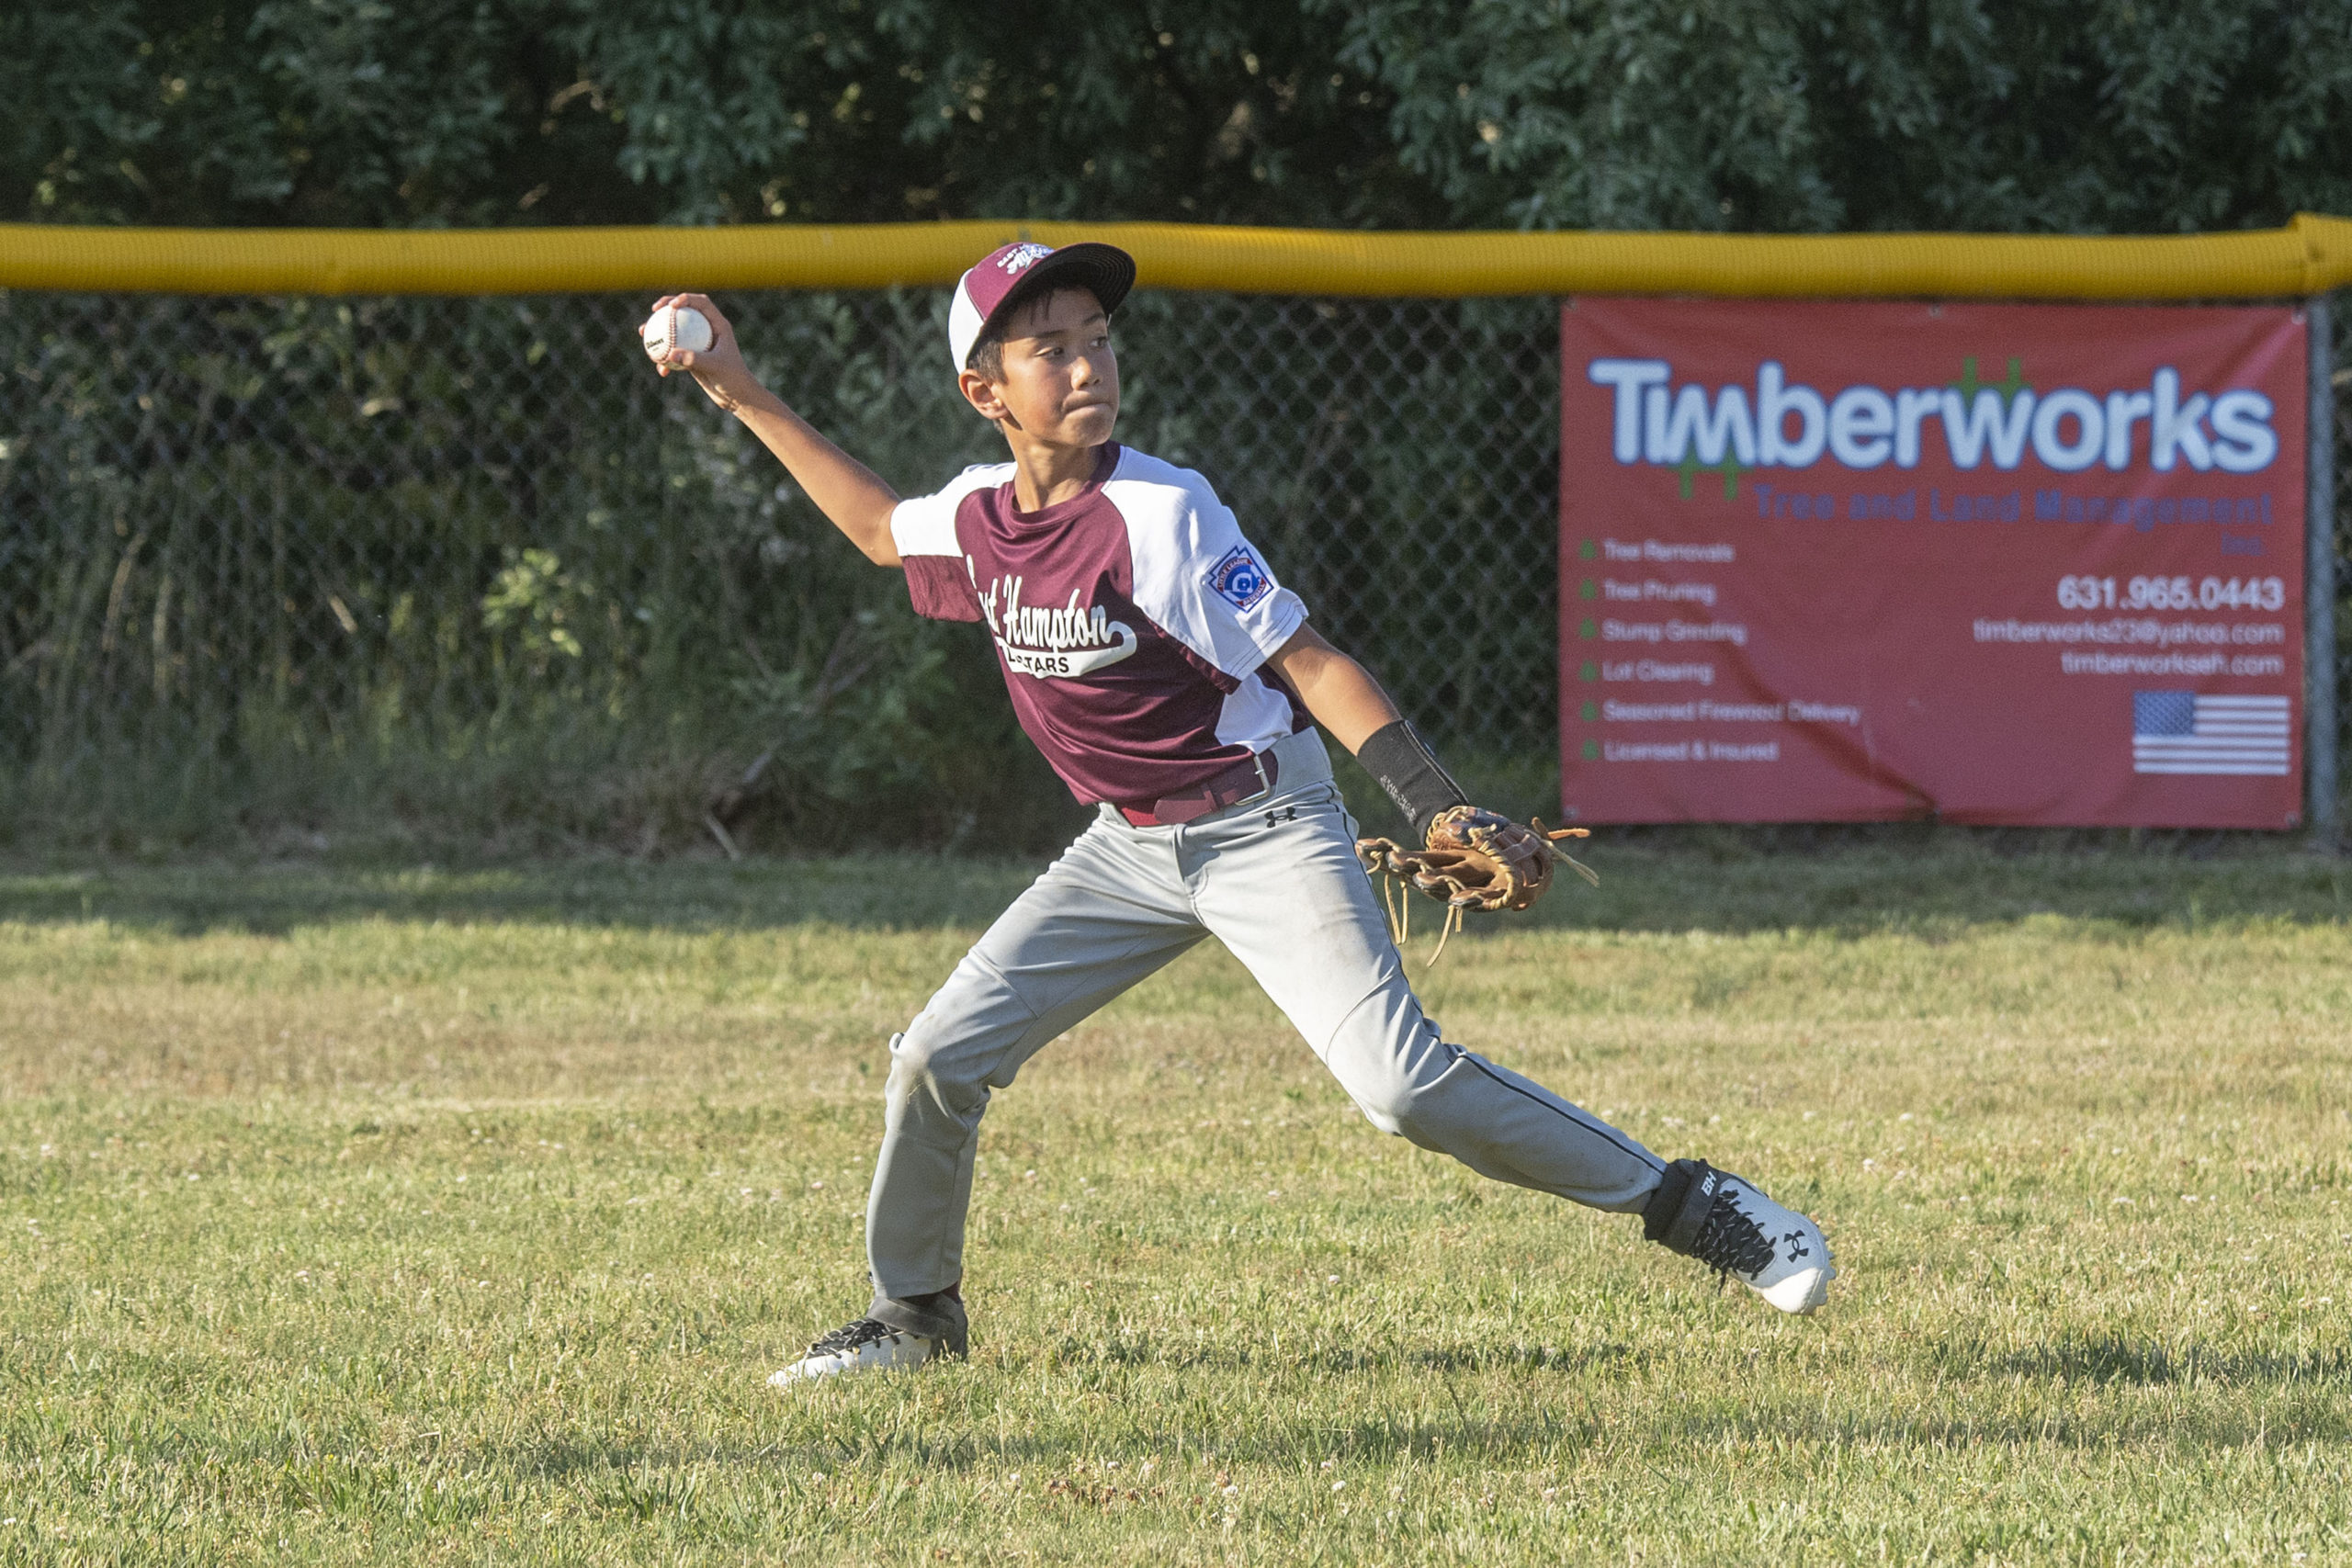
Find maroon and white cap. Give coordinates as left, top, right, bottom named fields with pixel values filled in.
left=947, top=241, right=1136, bottom=375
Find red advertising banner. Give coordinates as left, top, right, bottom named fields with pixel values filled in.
left=1557, top=299, right=2308, bottom=827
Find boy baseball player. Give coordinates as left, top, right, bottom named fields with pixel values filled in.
left=644, top=241, right=1833, bottom=1383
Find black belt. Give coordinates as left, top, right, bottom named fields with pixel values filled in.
left=1116, top=750, right=1278, bottom=827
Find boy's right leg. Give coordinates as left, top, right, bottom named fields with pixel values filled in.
left=774, top=813, right=1204, bottom=1383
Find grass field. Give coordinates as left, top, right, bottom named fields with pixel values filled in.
left=2, top=844, right=2348, bottom=1565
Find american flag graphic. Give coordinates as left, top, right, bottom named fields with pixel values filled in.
left=2131, top=692, right=2292, bottom=776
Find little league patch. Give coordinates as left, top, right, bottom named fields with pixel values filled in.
left=1206, top=545, right=1274, bottom=611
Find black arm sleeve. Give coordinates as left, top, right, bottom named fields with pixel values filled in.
left=1355, top=719, right=1468, bottom=841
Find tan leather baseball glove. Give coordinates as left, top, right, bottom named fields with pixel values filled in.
left=1356, top=807, right=1598, bottom=960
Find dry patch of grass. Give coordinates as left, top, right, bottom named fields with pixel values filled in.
left=1, top=851, right=2347, bottom=1564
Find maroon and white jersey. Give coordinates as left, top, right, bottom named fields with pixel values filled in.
left=889, top=444, right=1310, bottom=807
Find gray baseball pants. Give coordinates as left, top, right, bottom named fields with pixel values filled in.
left=864, top=727, right=1665, bottom=1328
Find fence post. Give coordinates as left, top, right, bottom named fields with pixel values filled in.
left=2311, top=295, right=2340, bottom=848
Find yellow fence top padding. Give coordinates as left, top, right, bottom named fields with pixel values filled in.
left=4, top=214, right=2350, bottom=299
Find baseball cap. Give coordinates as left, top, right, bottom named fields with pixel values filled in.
left=947, top=241, right=1136, bottom=375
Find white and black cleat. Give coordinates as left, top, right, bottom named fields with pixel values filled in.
left=1645, top=1158, right=1834, bottom=1314
left=768, top=1317, right=941, bottom=1385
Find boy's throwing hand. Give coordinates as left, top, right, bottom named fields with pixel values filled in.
left=642, top=293, right=754, bottom=406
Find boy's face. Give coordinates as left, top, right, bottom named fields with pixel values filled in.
left=960, top=287, right=1119, bottom=448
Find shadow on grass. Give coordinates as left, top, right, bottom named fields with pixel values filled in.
left=1053, top=1337, right=1657, bottom=1380
left=1035, top=1330, right=2352, bottom=1416
left=0, top=858, right=1045, bottom=937
left=503, top=1366, right=2352, bottom=1482
left=56, top=1331, right=2352, bottom=1497
left=1985, top=1335, right=2352, bottom=1388
left=0, top=839, right=2346, bottom=938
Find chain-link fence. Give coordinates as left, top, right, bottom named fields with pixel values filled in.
left=1, top=287, right=2346, bottom=851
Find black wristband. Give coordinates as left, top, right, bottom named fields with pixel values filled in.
left=1356, top=719, right=1468, bottom=841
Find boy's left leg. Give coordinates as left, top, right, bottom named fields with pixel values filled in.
left=1184, top=744, right=1832, bottom=1314
left=1183, top=772, right=1661, bottom=1211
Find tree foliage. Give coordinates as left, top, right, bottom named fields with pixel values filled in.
left=2, top=1, right=1412, bottom=228
left=1329, top=0, right=2352, bottom=232
left=7, top=1, right=2349, bottom=234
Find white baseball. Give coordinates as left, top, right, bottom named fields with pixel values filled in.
left=641, top=303, right=715, bottom=363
